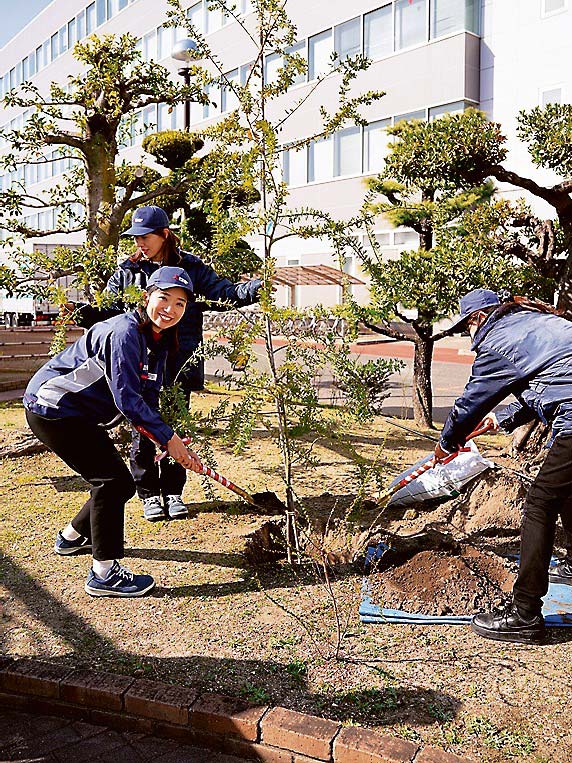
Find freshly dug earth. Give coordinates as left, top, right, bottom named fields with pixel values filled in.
left=369, top=545, right=516, bottom=616
left=2, top=397, right=572, bottom=763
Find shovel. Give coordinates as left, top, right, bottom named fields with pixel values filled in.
left=134, top=426, right=286, bottom=514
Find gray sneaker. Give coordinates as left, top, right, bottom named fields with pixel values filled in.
left=166, top=494, right=187, bottom=519
left=142, top=495, right=164, bottom=521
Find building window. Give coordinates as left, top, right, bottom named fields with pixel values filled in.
left=364, top=5, right=393, bottom=60
left=76, top=10, right=86, bottom=40
left=143, top=30, right=157, bottom=62
left=119, top=0, right=128, bottom=9
left=157, top=26, right=170, bottom=59
left=157, top=102, right=173, bottom=131
left=541, top=86, right=562, bottom=106
left=308, top=136, right=333, bottom=182
left=334, top=126, right=361, bottom=176
left=364, top=118, right=391, bottom=173
left=187, top=2, right=203, bottom=33
left=142, top=104, right=157, bottom=135
left=86, top=3, right=96, bottom=34
left=394, top=230, right=418, bottom=247
left=542, top=0, right=567, bottom=15
left=240, top=61, right=253, bottom=85
left=395, top=108, right=426, bottom=122
left=264, top=53, right=281, bottom=85
left=59, top=25, right=68, bottom=55
left=107, top=0, right=118, bottom=17
left=308, top=29, right=332, bottom=80
left=334, top=17, right=361, bottom=61
left=206, top=3, right=224, bottom=33
left=428, top=100, right=466, bottom=119
left=221, top=69, right=239, bottom=112
left=283, top=145, right=307, bottom=186
left=96, top=0, right=107, bottom=26
left=430, top=0, right=479, bottom=38
left=395, top=0, right=427, bottom=50
left=203, top=83, right=220, bottom=119
left=285, top=41, right=306, bottom=87
left=68, top=19, right=77, bottom=49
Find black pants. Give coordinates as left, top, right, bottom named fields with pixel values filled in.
left=26, top=410, right=135, bottom=561
left=514, top=434, right=572, bottom=616
left=129, top=378, right=192, bottom=500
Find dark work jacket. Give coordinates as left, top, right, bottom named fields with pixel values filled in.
left=439, top=306, right=572, bottom=453
left=24, top=311, right=174, bottom=445
left=77, top=251, right=261, bottom=390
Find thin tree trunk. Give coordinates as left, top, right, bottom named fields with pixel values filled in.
left=412, top=335, right=435, bottom=429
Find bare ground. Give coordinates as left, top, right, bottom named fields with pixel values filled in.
left=1, top=394, right=571, bottom=763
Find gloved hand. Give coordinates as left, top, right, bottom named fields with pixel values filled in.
left=434, top=442, right=452, bottom=463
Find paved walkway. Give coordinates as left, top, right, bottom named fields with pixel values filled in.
left=0, top=708, right=243, bottom=763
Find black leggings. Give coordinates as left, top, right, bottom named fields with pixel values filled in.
left=26, top=410, right=135, bottom=561
left=129, top=375, right=192, bottom=499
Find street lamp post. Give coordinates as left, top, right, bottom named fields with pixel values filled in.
left=171, top=38, right=199, bottom=131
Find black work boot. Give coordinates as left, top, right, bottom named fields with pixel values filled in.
left=549, top=558, right=572, bottom=586
left=471, top=603, right=545, bottom=644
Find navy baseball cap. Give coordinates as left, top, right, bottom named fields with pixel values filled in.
left=449, top=289, right=500, bottom=332
left=122, top=206, right=170, bottom=236
left=147, top=266, right=194, bottom=296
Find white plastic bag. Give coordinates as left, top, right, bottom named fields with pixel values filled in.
left=387, top=441, right=494, bottom=508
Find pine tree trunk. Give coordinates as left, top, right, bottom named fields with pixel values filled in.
left=556, top=215, right=572, bottom=313
left=412, top=335, right=435, bottom=429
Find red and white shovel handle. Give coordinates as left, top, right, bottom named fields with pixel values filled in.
left=138, top=427, right=256, bottom=505
left=392, top=421, right=493, bottom=493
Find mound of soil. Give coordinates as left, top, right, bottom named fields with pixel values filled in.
left=369, top=544, right=517, bottom=616
left=448, top=467, right=527, bottom=537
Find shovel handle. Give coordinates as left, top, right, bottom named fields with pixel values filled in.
left=135, top=426, right=257, bottom=506
left=200, top=464, right=256, bottom=505
left=392, top=421, right=493, bottom=493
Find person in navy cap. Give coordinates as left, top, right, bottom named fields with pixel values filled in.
left=24, top=267, right=201, bottom=597
left=69, top=205, right=262, bottom=521
left=436, top=288, right=572, bottom=643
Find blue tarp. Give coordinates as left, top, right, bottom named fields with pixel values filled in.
left=360, top=545, right=572, bottom=627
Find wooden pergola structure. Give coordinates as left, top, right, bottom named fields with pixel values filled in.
left=273, top=265, right=365, bottom=305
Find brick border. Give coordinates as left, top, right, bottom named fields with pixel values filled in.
left=0, top=658, right=474, bottom=763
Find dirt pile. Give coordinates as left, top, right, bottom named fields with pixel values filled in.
left=369, top=544, right=517, bottom=616
left=447, top=466, right=527, bottom=537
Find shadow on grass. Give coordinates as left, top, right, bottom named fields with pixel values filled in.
left=2, top=550, right=572, bottom=733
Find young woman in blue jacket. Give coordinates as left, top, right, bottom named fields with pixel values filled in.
left=72, top=205, right=261, bottom=522
left=24, top=267, right=201, bottom=597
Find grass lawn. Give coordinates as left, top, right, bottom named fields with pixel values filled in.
left=0, top=392, right=570, bottom=763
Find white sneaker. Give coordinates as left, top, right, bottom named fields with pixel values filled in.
left=142, top=495, right=164, bottom=521
left=166, top=494, right=187, bottom=519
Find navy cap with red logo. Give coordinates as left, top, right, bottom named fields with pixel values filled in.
left=122, top=206, right=170, bottom=236
left=147, top=266, right=194, bottom=296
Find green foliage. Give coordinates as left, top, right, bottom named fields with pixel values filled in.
left=142, top=131, right=204, bottom=170
left=465, top=716, right=536, bottom=756
left=384, top=109, right=507, bottom=192
left=315, top=685, right=398, bottom=723
left=328, top=343, right=403, bottom=420
left=517, top=103, right=572, bottom=176
left=162, top=0, right=389, bottom=514
left=239, top=682, right=270, bottom=704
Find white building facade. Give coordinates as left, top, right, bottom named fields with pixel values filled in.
left=0, top=0, right=570, bottom=308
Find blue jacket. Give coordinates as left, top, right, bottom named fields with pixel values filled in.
left=24, top=311, right=174, bottom=445
left=440, top=306, right=572, bottom=453
left=77, top=251, right=261, bottom=389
